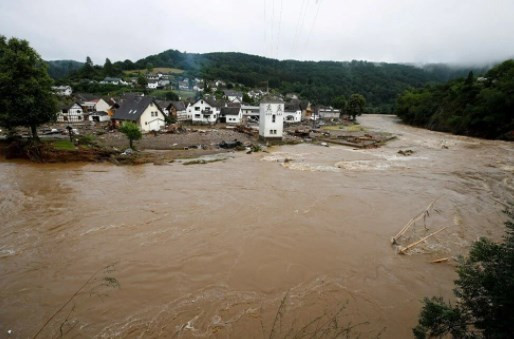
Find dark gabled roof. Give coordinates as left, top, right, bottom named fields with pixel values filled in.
left=170, top=101, right=186, bottom=111
left=285, top=102, right=300, bottom=112
left=75, top=93, right=98, bottom=102
left=220, top=107, right=241, bottom=116
left=203, top=97, right=224, bottom=108
left=227, top=102, right=241, bottom=108
left=112, top=96, right=161, bottom=121
left=102, top=97, right=116, bottom=106
left=155, top=100, right=172, bottom=110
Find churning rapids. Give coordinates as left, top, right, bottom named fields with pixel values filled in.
left=1, top=115, right=513, bottom=338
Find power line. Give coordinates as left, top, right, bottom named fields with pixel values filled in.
left=263, top=0, right=267, bottom=57
left=270, top=0, right=275, bottom=58
left=305, top=0, right=322, bottom=49
left=275, top=0, right=284, bottom=59
left=291, top=0, right=308, bottom=58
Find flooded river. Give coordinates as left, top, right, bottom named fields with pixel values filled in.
left=1, top=115, right=513, bottom=338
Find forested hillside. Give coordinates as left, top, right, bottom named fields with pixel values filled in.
left=48, top=49, right=489, bottom=110
left=131, top=50, right=488, bottom=110
left=396, top=59, right=514, bottom=139
left=46, top=60, right=83, bottom=79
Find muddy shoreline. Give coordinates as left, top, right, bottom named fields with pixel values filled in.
left=0, top=121, right=395, bottom=165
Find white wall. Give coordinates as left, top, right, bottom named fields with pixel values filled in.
left=284, top=110, right=302, bottom=123
left=95, top=99, right=111, bottom=112
left=57, top=103, right=84, bottom=122
left=88, top=114, right=110, bottom=122
left=225, top=110, right=242, bottom=124
left=259, top=102, right=284, bottom=138
left=139, top=102, right=165, bottom=131
left=188, top=100, right=220, bottom=124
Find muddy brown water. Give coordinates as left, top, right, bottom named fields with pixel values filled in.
left=1, top=115, right=513, bottom=338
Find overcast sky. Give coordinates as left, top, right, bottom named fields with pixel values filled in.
left=1, top=0, right=513, bottom=65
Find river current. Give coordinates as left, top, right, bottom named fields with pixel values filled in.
left=1, top=115, right=512, bottom=338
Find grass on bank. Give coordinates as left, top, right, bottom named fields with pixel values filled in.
left=51, top=140, right=76, bottom=151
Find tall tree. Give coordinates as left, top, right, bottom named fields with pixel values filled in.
left=0, top=36, right=57, bottom=139
left=104, top=58, right=113, bottom=76
left=347, top=94, right=366, bottom=120
left=332, top=95, right=347, bottom=114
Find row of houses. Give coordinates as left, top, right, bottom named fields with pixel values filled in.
left=56, top=92, right=341, bottom=132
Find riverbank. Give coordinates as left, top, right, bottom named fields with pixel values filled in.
left=0, top=120, right=395, bottom=165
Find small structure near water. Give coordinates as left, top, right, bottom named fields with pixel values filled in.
left=259, top=96, right=284, bottom=142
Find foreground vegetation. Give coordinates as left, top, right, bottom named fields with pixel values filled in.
left=397, top=59, right=514, bottom=139
left=414, top=208, right=514, bottom=338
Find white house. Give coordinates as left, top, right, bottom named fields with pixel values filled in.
left=259, top=97, right=284, bottom=141
left=94, top=98, right=113, bottom=112
left=178, top=79, right=190, bottom=90
left=101, top=77, right=128, bottom=86
left=241, top=104, right=260, bottom=122
left=284, top=103, right=302, bottom=123
left=112, top=96, right=166, bottom=132
left=88, top=111, right=111, bottom=122
left=318, top=106, right=341, bottom=120
left=158, top=79, right=170, bottom=88
left=224, top=90, right=243, bottom=103
left=187, top=98, right=221, bottom=124
left=52, top=85, right=72, bottom=96
left=147, top=81, right=158, bottom=89
left=220, top=107, right=243, bottom=124
left=170, top=101, right=189, bottom=121
left=57, top=103, right=85, bottom=123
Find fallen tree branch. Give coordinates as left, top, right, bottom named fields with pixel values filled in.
left=399, top=226, right=449, bottom=255
left=391, top=198, right=440, bottom=245
left=431, top=257, right=449, bottom=264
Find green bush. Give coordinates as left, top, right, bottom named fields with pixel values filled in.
left=414, top=208, right=514, bottom=338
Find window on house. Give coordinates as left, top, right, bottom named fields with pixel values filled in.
left=195, top=107, right=200, bottom=111
left=195, top=114, right=200, bottom=118
left=272, top=114, right=276, bottom=123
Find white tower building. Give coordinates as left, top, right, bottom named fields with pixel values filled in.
left=259, top=96, right=284, bottom=141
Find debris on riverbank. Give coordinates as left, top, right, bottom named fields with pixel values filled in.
left=0, top=121, right=398, bottom=164
left=284, top=123, right=396, bottom=148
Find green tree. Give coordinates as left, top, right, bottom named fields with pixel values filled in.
left=332, top=95, right=347, bottom=114
left=242, top=92, right=254, bottom=104
left=347, top=94, right=366, bottom=120
left=146, top=62, right=153, bottom=73
left=137, top=75, right=147, bottom=89
left=414, top=209, right=514, bottom=338
left=104, top=58, right=114, bottom=76
left=119, top=122, right=142, bottom=149
left=0, top=36, right=58, bottom=139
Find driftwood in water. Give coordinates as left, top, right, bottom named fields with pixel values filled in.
left=391, top=198, right=439, bottom=245
left=431, top=257, right=449, bottom=264
left=398, top=226, right=449, bottom=255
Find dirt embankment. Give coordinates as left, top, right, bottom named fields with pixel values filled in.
left=0, top=121, right=397, bottom=164
left=0, top=139, right=117, bottom=163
